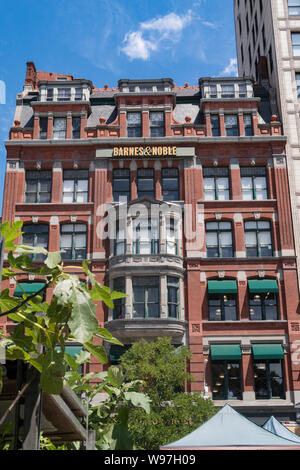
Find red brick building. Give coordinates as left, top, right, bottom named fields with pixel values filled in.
left=2, top=61, right=300, bottom=423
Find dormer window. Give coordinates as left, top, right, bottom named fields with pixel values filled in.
left=140, top=86, right=153, bottom=92
left=53, top=118, right=67, bottom=139
left=239, top=84, right=247, bottom=98
left=75, top=88, right=82, bottom=101
left=221, top=85, right=235, bottom=99
left=58, top=88, right=71, bottom=101
left=47, top=89, right=53, bottom=101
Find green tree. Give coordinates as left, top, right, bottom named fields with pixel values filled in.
left=119, top=337, right=217, bottom=450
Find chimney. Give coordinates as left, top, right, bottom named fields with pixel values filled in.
left=25, top=61, right=37, bottom=90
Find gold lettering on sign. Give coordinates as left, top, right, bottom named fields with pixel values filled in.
left=112, top=146, right=177, bottom=158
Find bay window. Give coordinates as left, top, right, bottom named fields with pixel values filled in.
left=133, top=218, right=159, bottom=254
left=133, top=277, right=160, bottom=318
left=167, top=277, right=180, bottom=319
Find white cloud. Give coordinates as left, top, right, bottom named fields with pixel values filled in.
left=220, top=58, right=238, bottom=76
left=122, top=31, right=157, bottom=60
left=121, top=11, right=194, bottom=61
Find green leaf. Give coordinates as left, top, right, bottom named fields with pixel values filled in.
left=68, top=288, right=98, bottom=343
left=64, top=353, right=79, bottom=371
left=45, top=251, right=61, bottom=269
left=10, top=324, right=34, bottom=351
left=0, top=289, right=20, bottom=313
left=54, top=277, right=80, bottom=305
left=5, top=346, right=31, bottom=361
left=15, top=244, right=47, bottom=256
left=83, top=342, right=107, bottom=364
left=1, top=221, right=23, bottom=250
left=107, top=366, right=124, bottom=388
left=89, top=283, right=114, bottom=309
left=110, top=291, right=127, bottom=301
left=124, top=392, right=151, bottom=414
left=82, top=260, right=96, bottom=287
left=95, top=328, right=123, bottom=346
left=74, top=349, right=91, bottom=364
left=111, top=423, right=133, bottom=450
left=40, top=349, right=66, bottom=394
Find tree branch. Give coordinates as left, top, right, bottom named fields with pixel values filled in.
left=0, top=283, right=51, bottom=318
left=0, top=377, right=34, bottom=428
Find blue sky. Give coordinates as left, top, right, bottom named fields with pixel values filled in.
left=0, top=0, right=237, bottom=212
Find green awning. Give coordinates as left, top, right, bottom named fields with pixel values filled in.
left=14, top=283, right=46, bottom=297
left=110, top=345, right=130, bottom=362
left=248, top=280, right=279, bottom=294
left=207, top=281, right=238, bottom=294
left=210, top=344, right=242, bottom=361
left=65, top=346, right=83, bottom=358
left=252, top=344, right=284, bottom=360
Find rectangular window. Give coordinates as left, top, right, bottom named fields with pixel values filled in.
left=46, top=89, right=53, bottom=101
left=289, top=1, right=300, bottom=16
left=244, top=114, right=253, bottom=136
left=22, top=225, right=48, bottom=262
left=254, top=360, right=285, bottom=399
left=162, top=168, right=179, bottom=201
left=203, top=167, right=230, bottom=201
left=63, top=170, right=89, bottom=203
left=57, top=88, right=71, bottom=101
left=241, top=167, right=268, bottom=200
left=245, top=221, right=273, bottom=257
left=206, top=222, right=233, bottom=258
left=210, top=85, right=217, bottom=98
left=239, top=84, right=246, bottom=98
left=167, top=277, right=180, bottom=319
left=211, top=361, right=242, bottom=400
left=75, top=88, right=83, bottom=101
left=127, top=112, right=142, bottom=137
left=166, top=217, right=179, bottom=255
left=150, top=112, right=165, bottom=137
left=25, top=170, right=52, bottom=203
left=114, top=220, right=126, bottom=256
left=39, top=117, right=48, bottom=140
left=133, top=219, right=159, bottom=255
left=221, top=85, right=235, bottom=98
left=133, top=277, right=160, bottom=318
left=296, top=73, right=300, bottom=99
left=53, top=118, right=67, bottom=139
left=60, top=224, right=87, bottom=260
left=211, top=115, right=220, bottom=136
left=137, top=169, right=154, bottom=198
left=113, top=169, right=130, bottom=201
left=225, top=115, right=239, bottom=136
left=72, top=117, right=81, bottom=139
left=208, top=294, right=237, bottom=321
left=113, top=278, right=126, bottom=320
left=249, top=292, right=278, bottom=321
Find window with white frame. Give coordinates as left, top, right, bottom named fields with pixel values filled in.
left=60, top=224, right=87, bottom=260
